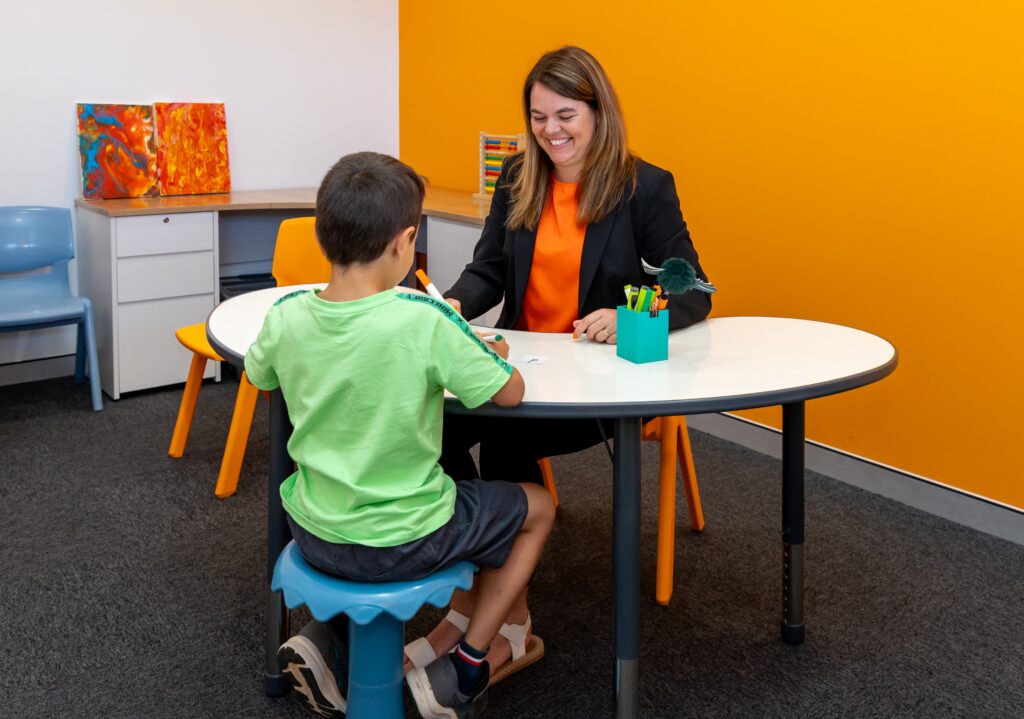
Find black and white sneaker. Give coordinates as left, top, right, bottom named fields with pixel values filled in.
left=278, top=620, right=348, bottom=718
left=406, top=655, right=489, bottom=719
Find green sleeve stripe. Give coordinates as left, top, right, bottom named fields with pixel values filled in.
left=396, top=292, right=513, bottom=374
left=273, top=289, right=310, bottom=306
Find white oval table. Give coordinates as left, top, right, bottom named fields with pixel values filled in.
left=207, top=284, right=898, bottom=718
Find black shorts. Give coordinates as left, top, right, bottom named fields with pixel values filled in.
left=287, top=478, right=528, bottom=583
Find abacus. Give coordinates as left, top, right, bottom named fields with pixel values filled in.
left=474, top=131, right=525, bottom=200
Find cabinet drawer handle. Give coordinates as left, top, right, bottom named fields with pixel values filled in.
left=163, top=217, right=170, bottom=223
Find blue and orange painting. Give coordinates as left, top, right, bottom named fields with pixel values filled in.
left=76, top=103, right=159, bottom=199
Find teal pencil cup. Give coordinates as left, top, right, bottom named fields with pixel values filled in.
left=615, top=306, right=669, bottom=364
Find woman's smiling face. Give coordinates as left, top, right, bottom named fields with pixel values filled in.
left=529, top=82, right=597, bottom=183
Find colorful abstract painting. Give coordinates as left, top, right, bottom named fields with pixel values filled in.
left=155, top=102, right=231, bottom=196
left=76, top=103, right=159, bottom=199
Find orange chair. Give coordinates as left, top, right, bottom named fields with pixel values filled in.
left=168, top=217, right=330, bottom=498
left=538, top=415, right=703, bottom=606
left=271, top=216, right=332, bottom=286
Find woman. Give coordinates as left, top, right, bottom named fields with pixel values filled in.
left=407, top=45, right=711, bottom=685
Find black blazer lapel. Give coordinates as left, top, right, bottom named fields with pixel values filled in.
left=577, top=208, right=619, bottom=312
left=511, top=227, right=536, bottom=323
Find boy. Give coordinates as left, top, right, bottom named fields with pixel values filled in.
left=244, top=152, right=555, bottom=719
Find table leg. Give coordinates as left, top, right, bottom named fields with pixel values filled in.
left=265, top=389, right=293, bottom=697
left=613, top=416, right=642, bottom=719
left=781, top=401, right=805, bottom=645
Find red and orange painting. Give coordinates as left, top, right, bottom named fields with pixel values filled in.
left=155, top=102, right=231, bottom=196
left=76, top=103, right=159, bottom=199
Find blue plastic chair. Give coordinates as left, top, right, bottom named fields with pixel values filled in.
left=0, top=206, right=102, bottom=411
left=272, top=541, right=475, bottom=719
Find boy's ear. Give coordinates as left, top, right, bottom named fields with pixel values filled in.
left=391, top=226, right=416, bottom=254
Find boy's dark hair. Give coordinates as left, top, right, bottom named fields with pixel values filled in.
left=315, top=152, right=425, bottom=266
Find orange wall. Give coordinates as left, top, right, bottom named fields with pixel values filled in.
left=399, top=1, right=1024, bottom=510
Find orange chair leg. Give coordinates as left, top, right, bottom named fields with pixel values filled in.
left=677, top=419, right=705, bottom=532
left=641, top=419, right=660, bottom=442
left=652, top=417, right=705, bottom=606
left=214, top=372, right=260, bottom=499
left=655, top=417, right=679, bottom=606
left=538, top=457, right=559, bottom=508
left=168, top=353, right=208, bottom=457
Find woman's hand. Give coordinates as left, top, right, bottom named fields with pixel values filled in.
left=573, top=308, right=617, bottom=344
left=446, top=298, right=462, bottom=315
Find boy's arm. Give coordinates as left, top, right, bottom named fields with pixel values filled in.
left=490, top=367, right=524, bottom=407
left=474, top=331, right=523, bottom=407
left=243, top=308, right=280, bottom=390
left=432, top=318, right=518, bottom=410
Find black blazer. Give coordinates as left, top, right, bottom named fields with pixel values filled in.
left=446, top=157, right=712, bottom=331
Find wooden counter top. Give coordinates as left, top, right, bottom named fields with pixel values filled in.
left=421, top=186, right=492, bottom=226
left=75, top=185, right=492, bottom=226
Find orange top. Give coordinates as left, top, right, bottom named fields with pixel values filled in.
left=516, top=179, right=585, bottom=332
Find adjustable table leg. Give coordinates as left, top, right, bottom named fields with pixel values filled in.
left=613, top=416, right=642, bottom=719
left=781, top=401, right=806, bottom=645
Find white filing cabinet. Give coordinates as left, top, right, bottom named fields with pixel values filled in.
left=76, top=208, right=220, bottom=399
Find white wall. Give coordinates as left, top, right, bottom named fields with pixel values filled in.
left=0, top=0, right=398, bottom=372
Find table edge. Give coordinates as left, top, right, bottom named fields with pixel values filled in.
left=209, top=321, right=898, bottom=418
left=444, top=352, right=898, bottom=417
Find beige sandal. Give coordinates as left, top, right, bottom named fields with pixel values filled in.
left=403, top=609, right=545, bottom=686
left=487, top=614, right=545, bottom=686
left=403, top=608, right=469, bottom=668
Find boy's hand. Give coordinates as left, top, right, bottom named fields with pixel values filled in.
left=477, top=331, right=510, bottom=359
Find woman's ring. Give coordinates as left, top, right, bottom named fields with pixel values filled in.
left=598, top=328, right=610, bottom=340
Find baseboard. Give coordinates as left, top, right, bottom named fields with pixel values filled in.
left=0, top=355, right=76, bottom=387
left=687, top=412, right=1024, bottom=547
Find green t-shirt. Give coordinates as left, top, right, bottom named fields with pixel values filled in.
left=244, top=288, right=513, bottom=547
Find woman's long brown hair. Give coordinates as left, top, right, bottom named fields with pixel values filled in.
left=506, top=46, right=638, bottom=231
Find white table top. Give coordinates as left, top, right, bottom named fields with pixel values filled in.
left=207, top=284, right=898, bottom=418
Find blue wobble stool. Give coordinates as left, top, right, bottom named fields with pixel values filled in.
left=272, top=540, right=475, bottom=719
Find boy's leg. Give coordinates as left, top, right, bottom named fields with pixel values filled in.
left=405, top=587, right=532, bottom=677
left=463, top=483, right=554, bottom=651
left=403, top=585, right=478, bottom=674
left=405, top=480, right=548, bottom=675
left=406, top=484, right=555, bottom=718
left=481, top=588, right=529, bottom=672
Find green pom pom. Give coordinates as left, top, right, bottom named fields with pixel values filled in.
left=658, top=257, right=697, bottom=294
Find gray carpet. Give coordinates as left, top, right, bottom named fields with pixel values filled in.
left=2, top=376, right=1022, bottom=718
